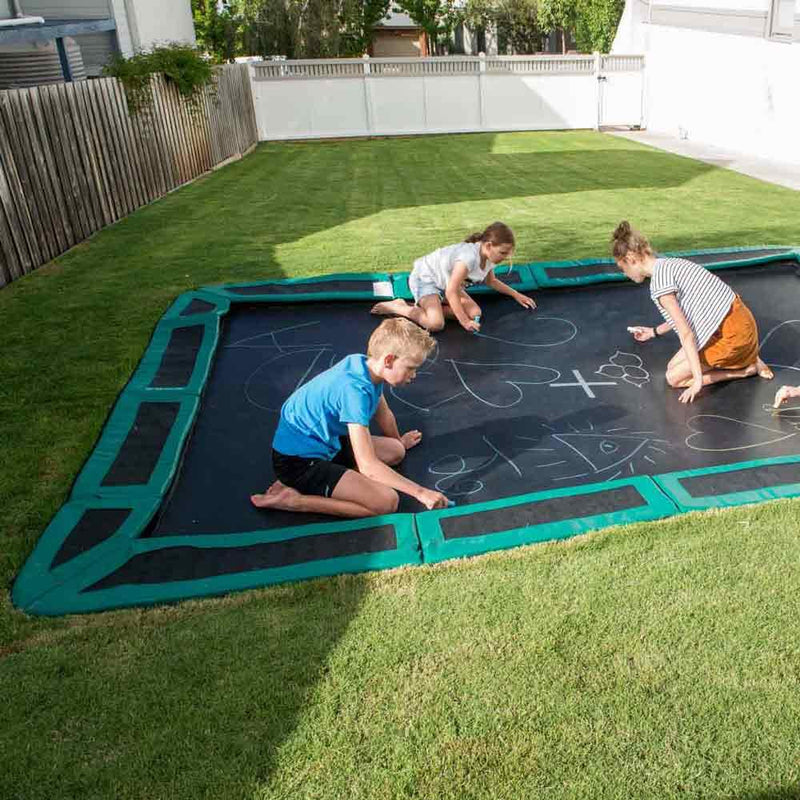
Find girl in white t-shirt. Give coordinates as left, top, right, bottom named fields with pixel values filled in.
left=371, top=222, right=536, bottom=332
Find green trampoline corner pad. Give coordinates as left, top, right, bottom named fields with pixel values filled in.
left=416, top=476, right=677, bottom=564
left=654, top=455, right=800, bottom=512
left=13, top=512, right=420, bottom=616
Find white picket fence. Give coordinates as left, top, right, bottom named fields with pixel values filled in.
left=250, top=54, right=645, bottom=141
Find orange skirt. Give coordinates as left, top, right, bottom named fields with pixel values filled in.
left=700, top=295, right=759, bottom=370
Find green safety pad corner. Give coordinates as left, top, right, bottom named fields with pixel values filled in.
left=127, top=314, right=220, bottom=395
left=162, top=289, right=231, bottom=320
left=417, top=476, right=677, bottom=564
left=654, top=455, right=800, bottom=512
left=21, top=513, right=421, bottom=615
left=12, top=496, right=162, bottom=614
left=70, top=393, right=199, bottom=502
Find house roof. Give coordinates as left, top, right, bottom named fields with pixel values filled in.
left=375, top=10, right=420, bottom=29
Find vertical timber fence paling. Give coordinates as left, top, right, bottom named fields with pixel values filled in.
left=0, top=64, right=258, bottom=288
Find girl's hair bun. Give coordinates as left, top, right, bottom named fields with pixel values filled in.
left=613, top=220, right=632, bottom=241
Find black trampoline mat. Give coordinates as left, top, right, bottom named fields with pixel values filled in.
left=151, top=262, right=800, bottom=537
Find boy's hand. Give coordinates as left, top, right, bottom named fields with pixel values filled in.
left=463, top=318, right=481, bottom=333
left=774, top=385, right=800, bottom=408
left=514, top=291, right=536, bottom=310
left=417, top=488, right=450, bottom=510
left=401, top=430, right=422, bottom=450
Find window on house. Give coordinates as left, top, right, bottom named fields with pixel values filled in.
left=768, top=0, right=795, bottom=39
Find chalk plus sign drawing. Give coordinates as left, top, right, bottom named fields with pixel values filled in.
left=548, top=369, right=617, bottom=399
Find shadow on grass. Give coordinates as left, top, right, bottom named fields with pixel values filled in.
left=0, top=576, right=370, bottom=798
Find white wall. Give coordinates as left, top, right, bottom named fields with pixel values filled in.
left=251, top=59, right=643, bottom=141
left=109, top=0, right=134, bottom=56
left=127, top=0, right=196, bottom=51
left=617, top=19, right=800, bottom=165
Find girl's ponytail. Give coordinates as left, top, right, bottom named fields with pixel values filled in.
left=464, top=222, right=515, bottom=247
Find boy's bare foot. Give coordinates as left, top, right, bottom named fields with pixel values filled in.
left=756, top=357, right=774, bottom=380
left=250, top=481, right=301, bottom=511
left=371, top=299, right=410, bottom=316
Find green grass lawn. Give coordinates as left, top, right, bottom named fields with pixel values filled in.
left=2, top=131, right=800, bottom=799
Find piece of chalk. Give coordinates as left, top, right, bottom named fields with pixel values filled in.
left=447, top=500, right=456, bottom=507
left=627, top=326, right=640, bottom=333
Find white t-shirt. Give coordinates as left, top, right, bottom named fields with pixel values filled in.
left=411, top=242, right=495, bottom=292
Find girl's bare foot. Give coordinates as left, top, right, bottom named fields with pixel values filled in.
left=250, top=481, right=301, bottom=510
left=371, top=299, right=411, bottom=316
left=756, top=357, right=774, bottom=380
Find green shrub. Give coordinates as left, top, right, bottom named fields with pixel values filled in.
left=104, top=43, right=215, bottom=114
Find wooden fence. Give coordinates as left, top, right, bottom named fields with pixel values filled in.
left=0, top=63, right=258, bottom=287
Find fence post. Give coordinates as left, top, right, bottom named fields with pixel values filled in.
left=594, top=51, right=603, bottom=131
left=362, top=55, right=374, bottom=135
left=478, top=51, right=486, bottom=131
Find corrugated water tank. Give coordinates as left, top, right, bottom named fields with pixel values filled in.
left=0, top=37, right=86, bottom=88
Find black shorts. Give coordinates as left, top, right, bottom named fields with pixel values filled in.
left=272, top=437, right=357, bottom=498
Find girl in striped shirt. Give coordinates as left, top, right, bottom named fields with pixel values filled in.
left=611, top=221, right=773, bottom=404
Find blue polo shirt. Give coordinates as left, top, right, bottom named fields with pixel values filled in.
left=272, top=354, right=383, bottom=460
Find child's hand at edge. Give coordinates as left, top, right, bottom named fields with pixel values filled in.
left=400, top=430, right=422, bottom=450
left=514, top=291, right=536, bottom=310
left=417, top=488, right=450, bottom=510
left=463, top=318, right=481, bottom=333
left=774, top=385, right=800, bottom=408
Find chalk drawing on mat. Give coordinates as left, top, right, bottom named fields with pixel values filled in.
left=595, top=351, right=651, bottom=389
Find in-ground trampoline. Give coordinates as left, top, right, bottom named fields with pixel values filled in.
left=14, top=246, right=800, bottom=615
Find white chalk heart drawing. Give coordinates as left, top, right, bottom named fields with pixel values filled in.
left=685, top=415, right=800, bottom=453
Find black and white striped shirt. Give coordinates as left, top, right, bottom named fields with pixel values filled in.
left=650, top=257, right=735, bottom=350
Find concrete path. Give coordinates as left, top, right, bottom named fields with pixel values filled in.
left=607, top=129, right=800, bottom=192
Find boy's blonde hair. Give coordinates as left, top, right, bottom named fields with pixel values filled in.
left=368, top=318, right=435, bottom=361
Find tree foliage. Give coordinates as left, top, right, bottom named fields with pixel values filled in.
left=104, top=43, right=215, bottom=114
left=393, top=1, right=462, bottom=53
left=464, top=0, right=542, bottom=54
left=192, top=0, right=622, bottom=60
left=573, top=0, right=625, bottom=53
left=536, top=0, right=576, bottom=51
left=231, top=0, right=391, bottom=59
left=192, top=0, right=241, bottom=62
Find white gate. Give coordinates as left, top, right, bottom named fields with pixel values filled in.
left=599, top=54, right=645, bottom=128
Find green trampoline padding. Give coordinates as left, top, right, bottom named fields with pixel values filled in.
left=417, top=476, right=677, bottom=563
left=12, top=247, right=800, bottom=615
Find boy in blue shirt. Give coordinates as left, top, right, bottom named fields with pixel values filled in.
left=251, top=318, right=450, bottom=517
